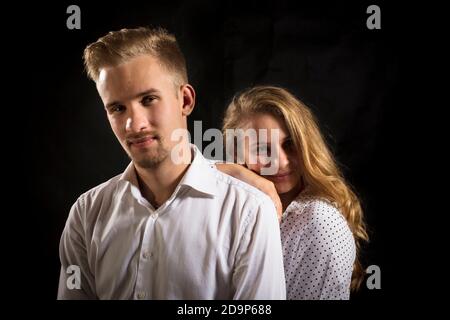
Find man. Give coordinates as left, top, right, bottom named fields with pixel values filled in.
left=57, top=27, right=286, bottom=299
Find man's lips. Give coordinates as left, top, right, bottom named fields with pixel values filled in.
left=127, top=135, right=157, bottom=148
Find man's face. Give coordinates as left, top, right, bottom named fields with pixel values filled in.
left=96, top=55, right=194, bottom=168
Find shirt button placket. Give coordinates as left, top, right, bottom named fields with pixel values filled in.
left=135, top=213, right=156, bottom=300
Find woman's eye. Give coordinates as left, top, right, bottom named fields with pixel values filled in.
left=283, top=139, right=295, bottom=151
left=258, top=146, right=271, bottom=156
left=250, top=145, right=270, bottom=156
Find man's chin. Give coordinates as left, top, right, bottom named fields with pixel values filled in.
left=130, top=152, right=169, bottom=169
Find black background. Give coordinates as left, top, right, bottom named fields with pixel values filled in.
left=24, top=0, right=405, bottom=301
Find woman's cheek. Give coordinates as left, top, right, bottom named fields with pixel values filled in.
left=246, top=162, right=261, bottom=174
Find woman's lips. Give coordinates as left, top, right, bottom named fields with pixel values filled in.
left=266, top=172, right=292, bottom=182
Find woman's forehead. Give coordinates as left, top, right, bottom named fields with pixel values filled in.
left=242, top=114, right=289, bottom=139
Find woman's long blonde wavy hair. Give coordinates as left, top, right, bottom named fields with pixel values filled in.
left=222, top=86, right=369, bottom=290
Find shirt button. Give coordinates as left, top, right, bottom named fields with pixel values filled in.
left=142, top=251, right=150, bottom=259
left=151, top=213, right=158, bottom=219
left=136, top=292, right=146, bottom=300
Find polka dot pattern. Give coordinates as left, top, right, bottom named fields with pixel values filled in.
left=280, top=193, right=356, bottom=300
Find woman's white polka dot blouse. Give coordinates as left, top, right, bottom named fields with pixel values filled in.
left=280, top=193, right=356, bottom=300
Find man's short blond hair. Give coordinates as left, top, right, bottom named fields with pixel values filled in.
left=83, top=27, right=188, bottom=86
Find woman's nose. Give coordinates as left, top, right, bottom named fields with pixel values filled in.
left=261, top=146, right=289, bottom=171
left=277, top=148, right=290, bottom=169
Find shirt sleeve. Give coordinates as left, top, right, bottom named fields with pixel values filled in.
left=284, top=203, right=355, bottom=300
left=231, top=196, right=287, bottom=300
left=57, top=196, right=97, bottom=299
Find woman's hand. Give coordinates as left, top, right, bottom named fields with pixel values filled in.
left=215, top=163, right=282, bottom=222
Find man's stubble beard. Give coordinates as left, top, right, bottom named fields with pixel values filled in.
left=127, top=138, right=170, bottom=168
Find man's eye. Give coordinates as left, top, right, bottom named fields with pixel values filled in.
left=141, top=95, right=156, bottom=105
left=110, top=105, right=125, bottom=113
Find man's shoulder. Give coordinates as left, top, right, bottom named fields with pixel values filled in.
left=64, top=173, right=124, bottom=230
left=75, top=172, right=123, bottom=206
left=209, top=169, right=278, bottom=229
left=212, top=168, right=273, bottom=207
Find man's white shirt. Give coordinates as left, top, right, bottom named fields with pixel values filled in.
left=58, top=144, right=286, bottom=299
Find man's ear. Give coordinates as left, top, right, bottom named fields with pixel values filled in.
left=180, top=84, right=195, bottom=116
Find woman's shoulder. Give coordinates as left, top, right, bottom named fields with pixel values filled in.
left=285, top=194, right=353, bottom=243
left=287, top=193, right=340, bottom=219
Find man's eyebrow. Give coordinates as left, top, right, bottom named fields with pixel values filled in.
left=105, top=100, right=121, bottom=109
left=135, top=88, right=161, bottom=99
left=105, top=89, right=161, bottom=109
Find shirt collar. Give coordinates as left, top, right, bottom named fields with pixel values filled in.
left=118, top=162, right=138, bottom=185
left=178, top=144, right=218, bottom=197
left=118, top=162, right=144, bottom=201
left=281, top=185, right=311, bottom=220
left=118, top=144, right=218, bottom=198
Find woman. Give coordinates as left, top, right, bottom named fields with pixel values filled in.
left=217, top=86, right=368, bottom=299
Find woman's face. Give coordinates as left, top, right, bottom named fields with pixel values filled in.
left=241, top=113, right=302, bottom=195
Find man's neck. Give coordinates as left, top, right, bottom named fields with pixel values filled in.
left=135, top=147, right=192, bottom=208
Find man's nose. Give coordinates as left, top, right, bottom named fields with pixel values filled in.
left=125, top=106, right=149, bottom=133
